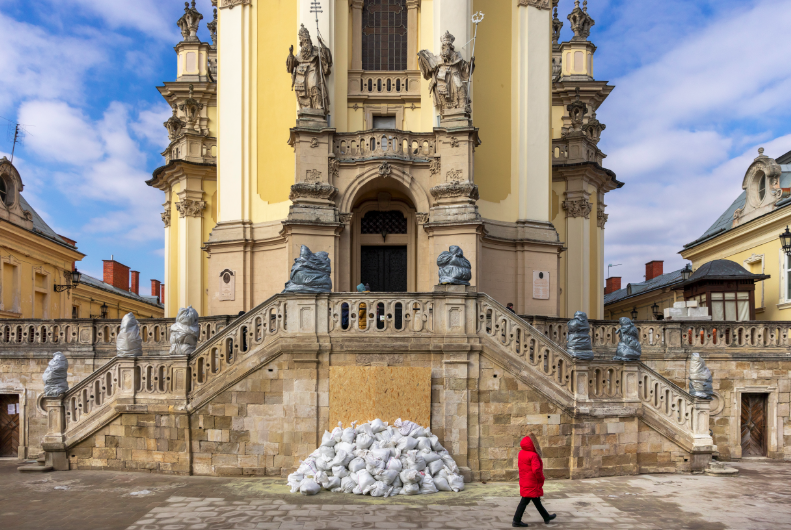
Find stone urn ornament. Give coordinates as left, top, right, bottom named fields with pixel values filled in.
left=613, top=317, right=642, bottom=361
left=688, top=352, right=714, bottom=399
left=42, top=352, right=69, bottom=397
left=170, top=306, right=200, bottom=356
left=117, top=313, right=143, bottom=357
left=566, top=311, right=594, bottom=360
left=437, top=246, right=472, bottom=286
left=283, top=245, right=333, bottom=293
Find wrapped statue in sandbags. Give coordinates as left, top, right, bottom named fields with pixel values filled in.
left=688, top=352, right=714, bottom=399
left=116, top=313, right=143, bottom=357
left=283, top=245, right=333, bottom=293
left=566, top=311, right=594, bottom=360
left=42, top=352, right=69, bottom=397
left=613, top=317, right=642, bottom=361
left=170, top=306, right=200, bottom=356
left=437, top=246, right=472, bottom=286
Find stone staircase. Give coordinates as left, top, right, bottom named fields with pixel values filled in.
left=34, top=289, right=714, bottom=475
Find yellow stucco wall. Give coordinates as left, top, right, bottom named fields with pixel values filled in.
left=167, top=184, right=181, bottom=318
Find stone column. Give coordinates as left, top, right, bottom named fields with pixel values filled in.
left=176, top=193, right=206, bottom=312
left=42, top=397, right=68, bottom=471
left=563, top=191, right=591, bottom=315
left=516, top=0, right=552, bottom=222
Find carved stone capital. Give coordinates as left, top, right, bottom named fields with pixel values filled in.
left=518, top=0, right=551, bottom=9
left=176, top=199, right=206, bottom=218
left=430, top=182, right=479, bottom=201
left=329, top=158, right=340, bottom=179
left=416, top=212, right=429, bottom=224
left=563, top=198, right=592, bottom=219
left=289, top=182, right=338, bottom=201
left=161, top=206, right=172, bottom=227
left=220, top=0, right=250, bottom=8
left=339, top=213, right=353, bottom=224
left=597, top=209, right=608, bottom=229
left=406, top=0, right=420, bottom=8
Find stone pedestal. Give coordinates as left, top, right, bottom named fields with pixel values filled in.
left=297, top=109, right=329, bottom=129
left=41, top=397, right=68, bottom=471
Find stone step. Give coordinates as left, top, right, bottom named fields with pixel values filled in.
left=17, top=464, right=54, bottom=473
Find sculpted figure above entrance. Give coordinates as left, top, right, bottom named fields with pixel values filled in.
left=287, top=24, right=333, bottom=123
left=418, top=31, right=475, bottom=125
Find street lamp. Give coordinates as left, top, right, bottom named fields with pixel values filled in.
left=651, top=302, right=660, bottom=319
left=54, top=268, right=82, bottom=292
left=630, top=307, right=638, bottom=321
left=100, top=303, right=109, bottom=319
left=681, top=263, right=693, bottom=281
left=781, top=226, right=791, bottom=257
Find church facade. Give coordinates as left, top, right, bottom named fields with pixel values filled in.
left=150, top=0, right=619, bottom=319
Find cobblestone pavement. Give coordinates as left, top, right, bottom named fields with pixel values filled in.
left=2, top=459, right=790, bottom=530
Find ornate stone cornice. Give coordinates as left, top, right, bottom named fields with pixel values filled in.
left=430, top=182, right=479, bottom=201
left=176, top=199, right=206, bottom=218
left=289, top=182, right=338, bottom=201
left=518, top=0, right=551, bottom=9
left=220, top=0, right=250, bottom=9
left=563, top=198, right=592, bottom=219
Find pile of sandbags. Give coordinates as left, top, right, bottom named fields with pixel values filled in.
left=287, top=418, right=465, bottom=497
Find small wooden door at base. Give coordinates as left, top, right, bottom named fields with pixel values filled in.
left=740, top=393, right=766, bottom=457
left=0, top=395, right=20, bottom=457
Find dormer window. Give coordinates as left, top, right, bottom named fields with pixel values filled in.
left=758, top=173, right=766, bottom=201
left=0, top=177, right=7, bottom=205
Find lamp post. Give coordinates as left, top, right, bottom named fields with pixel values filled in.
left=54, top=268, right=82, bottom=292
left=100, top=303, right=109, bottom=319
left=651, top=302, right=660, bottom=319
left=780, top=226, right=791, bottom=257
left=630, top=307, right=638, bottom=321
left=681, top=263, right=693, bottom=281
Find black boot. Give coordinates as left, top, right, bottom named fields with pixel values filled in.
left=512, top=522, right=529, bottom=528
left=544, top=514, right=557, bottom=524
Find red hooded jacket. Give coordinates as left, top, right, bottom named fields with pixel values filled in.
left=518, top=436, right=545, bottom=497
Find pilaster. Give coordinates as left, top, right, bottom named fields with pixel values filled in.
left=176, top=190, right=206, bottom=312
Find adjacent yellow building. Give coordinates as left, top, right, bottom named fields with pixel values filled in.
left=151, top=0, right=621, bottom=319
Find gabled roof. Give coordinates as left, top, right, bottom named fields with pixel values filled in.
left=673, top=259, right=769, bottom=290
left=18, top=195, right=72, bottom=247
left=604, top=268, right=684, bottom=306
left=79, top=273, right=163, bottom=309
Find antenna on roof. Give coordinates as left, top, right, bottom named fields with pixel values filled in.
left=1, top=116, right=32, bottom=164
left=607, top=263, right=622, bottom=278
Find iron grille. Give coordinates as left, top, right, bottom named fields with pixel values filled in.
left=361, top=210, right=407, bottom=234
left=362, top=0, right=408, bottom=71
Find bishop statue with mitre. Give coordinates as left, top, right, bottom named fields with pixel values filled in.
left=287, top=24, right=333, bottom=114
left=418, top=31, right=475, bottom=116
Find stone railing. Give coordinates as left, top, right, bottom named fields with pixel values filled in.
left=333, top=129, right=436, bottom=162
left=329, top=296, right=434, bottom=334
left=347, top=70, right=421, bottom=100
left=0, top=316, right=233, bottom=356
left=552, top=137, right=605, bottom=167
left=524, top=315, right=791, bottom=356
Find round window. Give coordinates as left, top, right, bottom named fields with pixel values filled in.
left=0, top=177, right=6, bottom=205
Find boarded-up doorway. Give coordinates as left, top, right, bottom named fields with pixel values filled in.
left=741, top=393, right=767, bottom=457
left=0, top=394, right=20, bottom=457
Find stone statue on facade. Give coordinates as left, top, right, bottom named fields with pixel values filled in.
left=170, top=306, right=200, bottom=356
left=42, top=352, right=69, bottom=397
left=283, top=245, right=333, bottom=293
left=286, top=24, right=333, bottom=122
left=437, top=246, right=472, bottom=286
left=613, top=317, right=642, bottom=361
left=689, top=352, right=714, bottom=399
left=117, top=313, right=143, bottom=357
left=177, top=1, right=203, bottom=42
left=418, top=31, right=475, bottom=123
left=566, top=311, right=594, bottom=360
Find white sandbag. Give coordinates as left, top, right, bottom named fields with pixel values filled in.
left=399, top=468, right=421, bottom=484
left=329, top=449, right=353, bottom=469
left=371, top=447, right=391, bottom=461
left=320, top=430, right=336, bottom=447
left=399, top=482, right=420, bottom=495
left=300, top=479, right=321, bottom=495
left=318, top=446, right=335, bottom=459
left=287, top=473, right=304, bottom=493
left=335, top=441, right=355, bottom=454
left=441, top=455, right=459, bottom=474
left=355, top=422, right=374, bottom=437
left=448, top=473, right=465, bottom=492
left=391, top=487, right=402, bottom=496
left=392, top=475, right=403, bottom=489
left=419, top=472, right=438, bottom=494
left=370, top=418, right=387, bottom=433
left=396, top=435, right=418, bottom=452
left=356, top=469, right=376, bottom=492
left=341, top=427, right=356, bottom=444
left=315, top=457, right=332, bottom=472
left=315, top=471, right=328, bottom=484
left=395, top=418, right=420, bottom=436
left=331, top=465, right=349, bottom=478
left=331, top=423, right=343, bottom=443
left=367, top=481, right=393, bottom=497
left=340, top=476, right=356, bottom=493
left=348, top=471, right=359, bottom=484
left=355, top=433, right=374, bottom=449
left=410, top=426, right=426, bottom=438
left=431, top=440, right=445, bottom=452
left=365, top=455, right=386, bottom=475
left=348, top=457, right=366, bottom=473
left=406, top=451, right=426, bottom=472
left=428, top=459, right=444, bottom=476
left=352, top=484, right=364, bottom=495
left=322, top=476, right=341, bottom=491
left=416, top=437, right=432, bottom=452
left=422, top=452, right=441, bottom=464
left=377, top=469, right=399, bottom=485
left=434, top=476, right=452, bottom=492
left=297, top=458, right=318, bottom=476
left=375, top=429, right=393, bottom=443
left=386, top=456, right=402, bottom=472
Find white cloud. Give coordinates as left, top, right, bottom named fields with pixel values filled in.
left=131, top=103, right=172, bottom=147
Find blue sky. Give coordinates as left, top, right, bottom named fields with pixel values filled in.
left=1, top=0, right=790, bottom=291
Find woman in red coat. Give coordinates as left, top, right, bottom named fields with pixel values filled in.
left=513, top=435, right=556, bottom=527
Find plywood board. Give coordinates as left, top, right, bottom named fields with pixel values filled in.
left=329, top=366, right=431, bottom=429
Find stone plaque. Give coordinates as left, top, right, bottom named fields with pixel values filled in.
left=533, top=271, right=550, bottom=300
left=219, top=269, right=235, bottom=301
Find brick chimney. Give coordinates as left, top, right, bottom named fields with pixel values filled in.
left=103, top=258, right=130, bottom=291
left=151, top=280, right=162, bottom=303
left=161, top=284, right=165, bottom=307
left=605, top=277, right=622, bottom=295
left=645, top=260, right=664, bottom=281
left=130, top=271, right=140, bottom=295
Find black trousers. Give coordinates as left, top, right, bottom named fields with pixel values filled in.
left=514, top=496, right=550, bottom=522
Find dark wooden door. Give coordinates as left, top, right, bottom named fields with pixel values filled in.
left=360, top=246, right=407, bottom=292
left=741, top=393, right=766, bottom=457
left=0, top=394, right=20, bottom=457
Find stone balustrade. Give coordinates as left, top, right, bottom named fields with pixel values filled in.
left=347, top=70, right=421, bottom=101
left=332, top=129, right=436, bottom=162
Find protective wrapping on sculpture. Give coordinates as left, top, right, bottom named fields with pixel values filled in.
left=283, top=245, right=333, bottom=293
left=437, top=246, right=472, bottom=286
left=42, top=352, right=69, bottom=397
left=116, top=313, right=143, bottom=357
left=170, top=306, right=200, bottom=356
left=688, top=352, right=714, bottom=399
left=566, top=311, right=594, bottom=360
left=613, top=317, right=642, bottom=361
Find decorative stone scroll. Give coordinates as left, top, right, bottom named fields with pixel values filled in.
left=176, top=199, right=206, bottom=218
left=430, top=182, right=479, bottom=201
left=562, top=198, right=592, bottom=219
left=378, top=162, right=392, bottom=177
left=220, top=0, right=251, bottom=8
left=42, top=352, right=69, bottom=397
left=429, top=159, right=441, bottom=175
left=446, top=169, right=463, bottom=183
left=416, top=212, right=429, bottom=224
left=597, top=209, right=608, bottom=228
left=339, top=213, right=353, bottom=225
left=161, top=205, right=172, bottom=227
left=518, top=0, right=551, bottom=9
left=289, top=182, right=338, bottom=201
left=329, top=158, right=340, bottom=179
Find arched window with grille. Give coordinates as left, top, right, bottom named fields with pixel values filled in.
left=362, top=0, right=408, bottom=71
